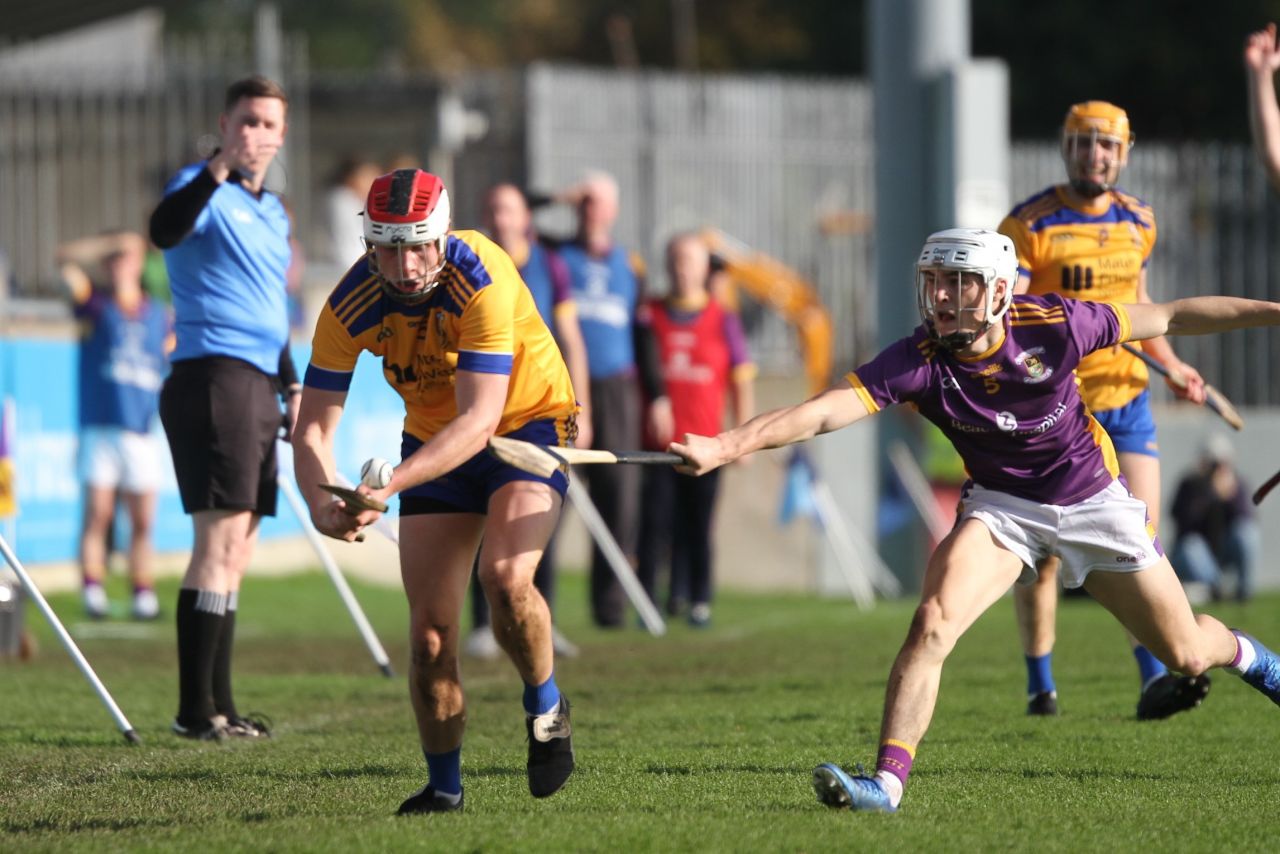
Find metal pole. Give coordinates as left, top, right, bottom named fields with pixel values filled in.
left=0, top=533, right=140, bottom=744
left=887, top=439, right=953, bottom=542
left=809, top=479, right=902, bottom=608
left=565, top=477, right=665, bottom=636
left=276, top=472, right=395, bottom=678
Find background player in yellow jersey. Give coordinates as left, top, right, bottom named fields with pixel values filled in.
left=998, top=102, right=1211, bottom=720
left=293, top=169, right=579, bottom=814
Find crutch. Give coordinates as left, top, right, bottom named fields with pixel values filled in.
left=0, top=534, right=141, bottom=743
left=276, top=471, right=395, bottom=678
left=566, top=477, right=666, bottom=636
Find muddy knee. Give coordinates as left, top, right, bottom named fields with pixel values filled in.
left=410, top=622, right=457, bottom=671
left=477, top=560, right=534, bottom=612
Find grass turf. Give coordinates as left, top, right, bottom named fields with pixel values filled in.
left=2, top=570, right=1278, bottom=852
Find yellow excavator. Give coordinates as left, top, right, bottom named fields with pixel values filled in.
left=698, top=228, right=834, bottom=395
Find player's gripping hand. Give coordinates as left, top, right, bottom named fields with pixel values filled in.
left=1165, top=359, right=1207, bottom=405
left=313, top=492, right=385, bottom=543
left=668, top=432, right=731, bottom=477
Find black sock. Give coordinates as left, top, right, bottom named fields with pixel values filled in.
left=175, top=588, right=226, bottom=724
left=212, top=592, right=239, bottom=720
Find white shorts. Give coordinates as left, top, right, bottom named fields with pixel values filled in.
left=958, top=479, right=1163, bottom=589
left=78, top=426, right=165, bottom=493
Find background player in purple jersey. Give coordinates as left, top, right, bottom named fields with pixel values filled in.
left=671, top=228, right=1280, bottom=814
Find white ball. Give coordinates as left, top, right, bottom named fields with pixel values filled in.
left=360, top=457, right=394, bottom=489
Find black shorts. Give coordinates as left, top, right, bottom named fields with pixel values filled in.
left=160, top=357, right=282, bottom=516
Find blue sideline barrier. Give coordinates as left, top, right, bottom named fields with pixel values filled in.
left=0, top=337, right=405, bottom=564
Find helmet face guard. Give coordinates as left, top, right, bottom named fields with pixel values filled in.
left=1061, top=101, right=1134, bottom=198
left=363, top=169, right=450, bottom=303
left=915, top=229, right=1017, bottom=350
left=366, top=243, right=445, bottom=304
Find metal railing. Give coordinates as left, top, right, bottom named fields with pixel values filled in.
left=0, top=34, right=309, bottom=300
left=3, top=48, right=1279, bottom=404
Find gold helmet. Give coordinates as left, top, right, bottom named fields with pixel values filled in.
left=1061, top=101, right=1134, bottom=198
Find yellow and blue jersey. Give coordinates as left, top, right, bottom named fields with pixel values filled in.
left=997, top=185, right=1156, bottom=413
left=305, top=230, right=578, bottom=443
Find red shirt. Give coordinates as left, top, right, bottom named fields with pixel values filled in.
left=644, top=297, right=751, bottom=442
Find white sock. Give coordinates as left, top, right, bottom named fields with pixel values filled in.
left=1230, top=633, right=1258, bottom=674
left=875, top=770, right=904, bottom=808
left=434, top=788, right=462, bottom=805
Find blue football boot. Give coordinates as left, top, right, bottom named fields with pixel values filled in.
left=812, top=763, right=897, bottom=813
left=1235, top=631, right=1280, bottom=706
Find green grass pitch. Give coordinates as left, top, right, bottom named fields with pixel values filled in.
left=3, top=571, right=1277, bottom=852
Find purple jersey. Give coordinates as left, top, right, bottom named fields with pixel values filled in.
left=848, top=294, right=1133, bottom=505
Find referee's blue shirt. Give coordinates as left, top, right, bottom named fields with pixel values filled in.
left=161, top=162, right=291, bottom=376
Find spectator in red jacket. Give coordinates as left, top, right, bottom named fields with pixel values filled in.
left=637, top=233, right=755, bottom=626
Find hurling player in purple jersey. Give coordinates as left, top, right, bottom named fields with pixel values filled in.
left=671, top=228, right=1280, bottom=814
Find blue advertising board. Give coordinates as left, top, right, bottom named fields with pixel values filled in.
left=0, top=337, right=406, bottom=564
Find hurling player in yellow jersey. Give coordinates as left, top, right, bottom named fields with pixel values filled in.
left=294, top=169, right=579, bottom=814
left=998, top=102, right=1211, bottom=722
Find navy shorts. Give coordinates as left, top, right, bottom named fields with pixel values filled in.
left=1093, top=388, right=1158, bottom=458
left=399, top=418, right=570, bottom=516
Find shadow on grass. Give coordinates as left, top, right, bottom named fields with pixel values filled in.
left=460, top=764, right=525, bottom=779
left=644, top=763, right=797, bottom=776
left=4, top=816, right=178, bottom=835
left=12, top=733, right=128, bottom=748
left=1017, top=767, right=1173, bottom=783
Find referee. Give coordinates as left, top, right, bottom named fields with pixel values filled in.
left=149, top=75, right=298, bottom=740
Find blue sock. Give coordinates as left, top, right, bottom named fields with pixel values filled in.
left=1026, top=654, right=1056, bottom=697
left=523, top=672, right=561, bottom=716
left=1132, top=645, right=1168, bottom=690
left=425, top=747, right=462, bottom=797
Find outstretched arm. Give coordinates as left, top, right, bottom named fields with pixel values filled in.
left=1245, top=23, right=1280, bottom=190
left=670, top=381, right=871, bottom=476
left=1125, top=296, right=1280, bottom=342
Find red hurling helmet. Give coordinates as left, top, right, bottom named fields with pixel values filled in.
left=363, top=169, right=450, bottom=303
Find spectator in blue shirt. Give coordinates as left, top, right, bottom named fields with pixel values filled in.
left=57, top=230, right=171, bottom=621
left=554, top=171, right=666, bottom=628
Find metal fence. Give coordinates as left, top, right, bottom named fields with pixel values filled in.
left=525, top=65, right=1280, bottom=404
left=4, top=48, right=1280, bottom=404
left=1012, top=142, right=1280, bottom=406
left=0, top=34, right=309, bottom=301
left=525, top=64, right=879, bottom=376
